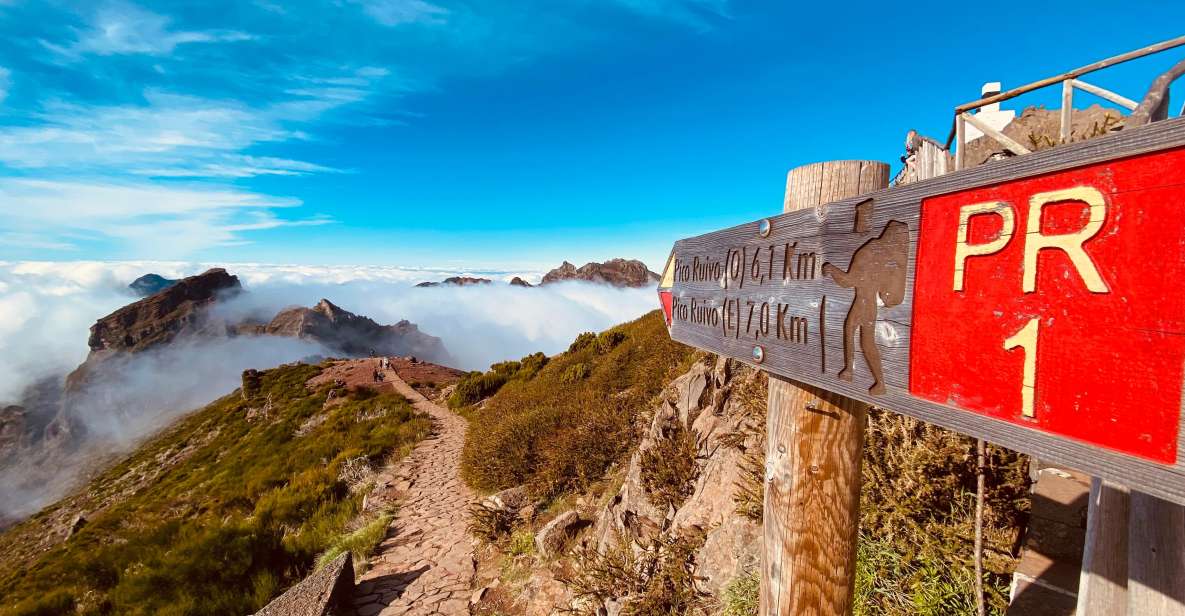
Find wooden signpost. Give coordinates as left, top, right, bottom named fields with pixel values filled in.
left=658, top=116, right=1185, bottom=508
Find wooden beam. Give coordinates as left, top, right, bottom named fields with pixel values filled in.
left=1126, top=57, right=1185, bottom=129
left=1127, top=492, right=1185, bottom=614
left=962, top=112, right=1033, bottom=156
left=955, top=35, right=1185, bottom=114
left=1076, top=478, right=1129, bottom=615
left=1070, top=79, right=1139, bottom=111
left=761, top=160, right=889, bottom=616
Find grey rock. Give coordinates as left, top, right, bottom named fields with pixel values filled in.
left=254, top=551, right=355, bottom=616
left=535, top=510, right=586, bottom=558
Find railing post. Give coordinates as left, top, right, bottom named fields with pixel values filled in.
left=760, top=160, right=889, bottom=616
left=955, top=114, right=966, bottom=170
left=1077, top=478, right=1129, bottom=615
left=1060, top=80, right=1074, bottom=143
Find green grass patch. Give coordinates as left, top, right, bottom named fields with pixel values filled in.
left=316, top=510, right=396, bottom=574
left=721, top=569, right=759, bottom=616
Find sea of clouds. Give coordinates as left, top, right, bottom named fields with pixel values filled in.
left=0, top=259, right=659, bottom=403
left=0, top=260, right=658, bottom=519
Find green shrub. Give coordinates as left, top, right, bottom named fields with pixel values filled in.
left=596, top=330, right=626, bottom=353
left=508, top=530, right=535, bottom=556
left=461, top=312, right=696, bottom=500
left=563, top=528, right=707, bottom=616
left=560, top=363, right=590, bottom=384
left=448, top=352, right=550, bottom=408
left=639, top=422, right=698, bottom=510
left=858, top=409, right=1028, bottom=615
left=568, top=332, right=597, bottom=353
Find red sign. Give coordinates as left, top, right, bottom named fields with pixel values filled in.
left=911, top=147, right=1185, bottom=463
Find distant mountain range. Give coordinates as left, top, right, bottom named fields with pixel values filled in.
left=413, top=259, right=658, bottom=288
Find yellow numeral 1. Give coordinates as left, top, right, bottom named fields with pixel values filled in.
left=1003, top=318, right=1039, bottom=418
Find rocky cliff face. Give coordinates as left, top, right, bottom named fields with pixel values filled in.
left=472, top=356, right=764, bottom=614
left=541, top=259, right=659, bottom=288
left=89, top=268, right=240, bottom=357
left=264, top=299, right=450, bottom=363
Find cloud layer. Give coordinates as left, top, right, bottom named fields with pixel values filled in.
left=0, top=260, right=658, bottom=402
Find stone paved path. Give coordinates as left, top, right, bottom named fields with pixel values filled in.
left=352, top=365, right=475, bottom=616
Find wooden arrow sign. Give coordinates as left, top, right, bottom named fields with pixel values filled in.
left=659, top=117, right=1185, bottom=505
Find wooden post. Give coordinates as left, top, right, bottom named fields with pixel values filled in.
left=1076, top=478, right=1129, bottom=615
left=761, top=160, right=889, bottom=616
left=1127, top=492, right=1185, bottom=614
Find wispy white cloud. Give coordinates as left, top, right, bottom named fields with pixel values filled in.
left=0, top=232, right=78, bottom=251
left=351, top=0, right=449, bottom=27
left=55, top=2, right=253, bottom=58
left=0, top=179, right=327, bottom=254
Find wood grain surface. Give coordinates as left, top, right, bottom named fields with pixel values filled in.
left=760, top=159, right=886, bottom=616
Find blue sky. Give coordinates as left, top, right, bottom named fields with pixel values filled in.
left=0, top=1, right=1182, bottom=271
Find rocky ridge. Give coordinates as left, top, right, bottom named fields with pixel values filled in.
left=541, top=258, right=659, bottom=288
left=257, top=298, right=448, bottom=361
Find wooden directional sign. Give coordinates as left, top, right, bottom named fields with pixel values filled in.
left=659, top=117, right=1185, bottom=505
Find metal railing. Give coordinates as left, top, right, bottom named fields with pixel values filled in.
left=945, top=35, right=1185, bottom=170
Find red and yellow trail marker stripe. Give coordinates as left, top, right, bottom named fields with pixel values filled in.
left=658, top=251, right=676, bottom=328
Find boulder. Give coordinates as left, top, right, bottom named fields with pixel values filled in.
left=254, top=551, right=355, bottom=616
left=66, top=514, right=87, bottom=539
left=535, top=510, right=586, bottom=558
left=483, top=485, right=530, bottom=513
